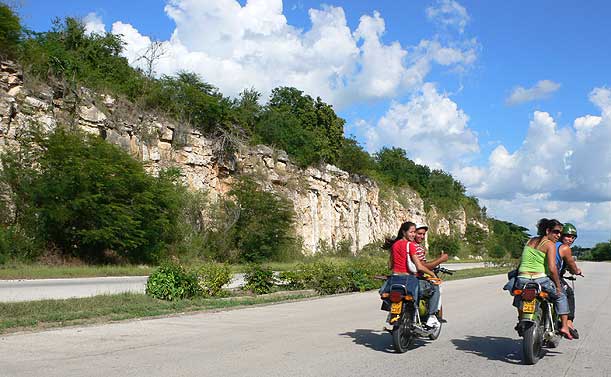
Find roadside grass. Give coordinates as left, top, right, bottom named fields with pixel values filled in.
left=0, top=266, right=510, bottom=334
left=0, top=264, right=154, bottom=280
left=0, top=290, right=318, bottom=334
left=0, top=257, right=508, bottom=280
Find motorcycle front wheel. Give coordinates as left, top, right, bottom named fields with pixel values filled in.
left=522, top=322, right=543, bottom=365
left=392, top=310, right=415, bottom=353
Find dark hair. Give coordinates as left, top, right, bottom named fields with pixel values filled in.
left=382, top=221, right=416, bottom=249
left=536, top=218, right=562, bottom=236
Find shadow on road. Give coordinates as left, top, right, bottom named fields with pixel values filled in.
left=451, top=335, right=560, bottom=364
left=340, top=329, right=428, bottom=353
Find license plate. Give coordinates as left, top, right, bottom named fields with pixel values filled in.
left=391, top=302, right=402, bottom=314
left=522, top=299, right=536, bottom=313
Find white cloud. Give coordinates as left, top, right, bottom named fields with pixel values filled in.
left=506, top=79, right=561, bottom=105
left=426, top=0, right=470, bottom=34
left=365, top=82, right=479, bottom=169
left=464, top=87, right=611, bottom=246
left=83, top=12, right=106, bottom=35
left=101, top=0, right=476, bottom=108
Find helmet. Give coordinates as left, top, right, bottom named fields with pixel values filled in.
left=562, top=223, right=577, bottom=237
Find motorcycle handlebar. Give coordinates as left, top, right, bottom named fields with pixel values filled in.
left=435, top=266, right=455, bottom=275
left=562, top=273, right=584, bottom=281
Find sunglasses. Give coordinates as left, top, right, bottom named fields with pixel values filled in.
left=551, top=229, right=562, bottom=234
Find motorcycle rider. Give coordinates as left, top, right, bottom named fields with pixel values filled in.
left=381, top=221, right=438, bottom=329
left=556, top=223, right=582, bottom=338
left=514, top=218, right=573, bottom=339
left=413, top=223, right=448, bottom=328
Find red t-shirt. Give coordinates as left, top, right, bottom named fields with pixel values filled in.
left=391, top=239, right=418, bottom=274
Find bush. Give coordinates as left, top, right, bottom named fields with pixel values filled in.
left=0, top=225, right=40, bottom=264
left=0, top=128, right=184, bottom=263
left=429, top=234, right=460, bottom=257
left=229, top=177, right=296, bottom=263
left=194, top=262, right=232, bottom=297
left=243, top=264, right=275, bottom=295
left=145, top=263, right=200, bottom=300
left=345, top=257, right=387, bottom=292
left=0, top=3, right=21, bottom=60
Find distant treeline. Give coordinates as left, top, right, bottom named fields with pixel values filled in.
left=0, top=6, right=533, bottom=264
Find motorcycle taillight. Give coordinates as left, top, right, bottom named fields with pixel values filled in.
left=389, top=291, right=403, bottom=303
left=521, top=288, right=537, bottom=301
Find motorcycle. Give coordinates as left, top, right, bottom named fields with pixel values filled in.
left=512, top=273, right=581, bottom=364
left=379, top=266, right=454, bottom=353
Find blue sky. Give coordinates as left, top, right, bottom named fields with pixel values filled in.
left=16, top=0, right=611, bottom=247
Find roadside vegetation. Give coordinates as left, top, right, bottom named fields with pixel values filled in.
left=0, top=5, right=532, bottom=270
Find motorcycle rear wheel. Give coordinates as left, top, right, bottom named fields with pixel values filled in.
left=522, top=322, right=543, bottom=365
left=392, top=312, right=415, bottom=353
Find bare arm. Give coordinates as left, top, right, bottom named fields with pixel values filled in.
left=411, top=254, right=437, bottom=278
left=425, top=252, right=449, bottom=270
left=560, top=245, right=581, bottom=275
left=545, top=242, right=562, bottom=294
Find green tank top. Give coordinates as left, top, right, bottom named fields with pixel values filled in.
left=518, top=239, right=550, bottom=275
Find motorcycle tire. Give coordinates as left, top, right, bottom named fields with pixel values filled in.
left=522, top=322, right=543, bottom=365
left=392, top=312, right=415, bottom=353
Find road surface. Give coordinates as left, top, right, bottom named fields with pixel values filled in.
left=0, top=262, right=608, bottom=376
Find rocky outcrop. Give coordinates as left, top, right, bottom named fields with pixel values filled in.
left=0, top=60, right=483, bottom=253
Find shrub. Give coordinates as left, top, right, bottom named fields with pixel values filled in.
left=243, top=264, right=275, bottom=295
left=229, top=177, right=296, bottom=263
left=345, top=257, right=387, bottom=292
left=145, top=263, right=200, bottom=300
left=0, top=3, right=21, bottom=60
left=194, top=262, right=232, bottom=297
left=0, top=128, right=184, bottom=263
left=0, top=225, right=40, bottom=264
left=429, top=234, right=461, bottom=257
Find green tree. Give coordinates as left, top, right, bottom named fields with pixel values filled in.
left=254, top=87, right=345, bottom=167
left=0, top=3, right=21, bottom=59
left=336, top=137, right=375, bottom=176
left=590, top=241, right=611, bottom=261
left=229, top=177, right=296, bottom=262
left=0, top=128, right=183, bottom=263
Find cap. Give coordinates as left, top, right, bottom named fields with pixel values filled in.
left=415, top=223, right=428, bottom=231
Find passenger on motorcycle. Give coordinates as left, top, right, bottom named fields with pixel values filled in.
left=381, top=221, right=438, bottom=328
left=513, top=218, right=573, bottom=339
left=556, top=223, right=582, bottom=338
left=414, top=223, right=449, bottom=328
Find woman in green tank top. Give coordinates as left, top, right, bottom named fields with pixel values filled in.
left=515, top=218, right=573, bottom=339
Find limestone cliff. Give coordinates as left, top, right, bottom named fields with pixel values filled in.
left=0, top=61, right=487, bottom=253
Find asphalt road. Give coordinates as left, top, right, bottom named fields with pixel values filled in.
left=0, top=263, right=486, bottom=302
left=1, top=262, right=608, bottom=377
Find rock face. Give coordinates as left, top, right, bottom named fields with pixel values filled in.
left=0, top=60, right=483, bottom=253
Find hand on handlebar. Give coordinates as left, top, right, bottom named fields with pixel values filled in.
left=427, top=277, right=442, bottom=285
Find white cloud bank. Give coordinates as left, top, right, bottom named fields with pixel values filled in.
left=506, top=79, right=561, bottom=105
left=84, top=0, right=476, bottom=108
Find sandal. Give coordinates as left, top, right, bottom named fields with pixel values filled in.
left=559, top=329, right=574, bottom=340
left=569, top=327, right=580, bottom=339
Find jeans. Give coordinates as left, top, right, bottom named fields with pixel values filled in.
left=419, top=279, right=440, bottom=316
left=561, top=279, right=576, bottom=321
left=512, top=276, right=570, bottom=315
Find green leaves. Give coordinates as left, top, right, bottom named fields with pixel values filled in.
left=0, top=128, right=183, bottom=263
left=146, top=263, right=200, bottom=301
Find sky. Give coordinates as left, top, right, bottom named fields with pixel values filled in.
left=15, top=0, right=611, bottom=247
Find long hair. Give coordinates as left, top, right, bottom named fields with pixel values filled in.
left=536, top=218, right=562, bottom=236
left=382, top=221, right=416, bottom=249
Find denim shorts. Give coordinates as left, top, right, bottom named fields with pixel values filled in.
left=512, top=276, right=569, bottom=315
